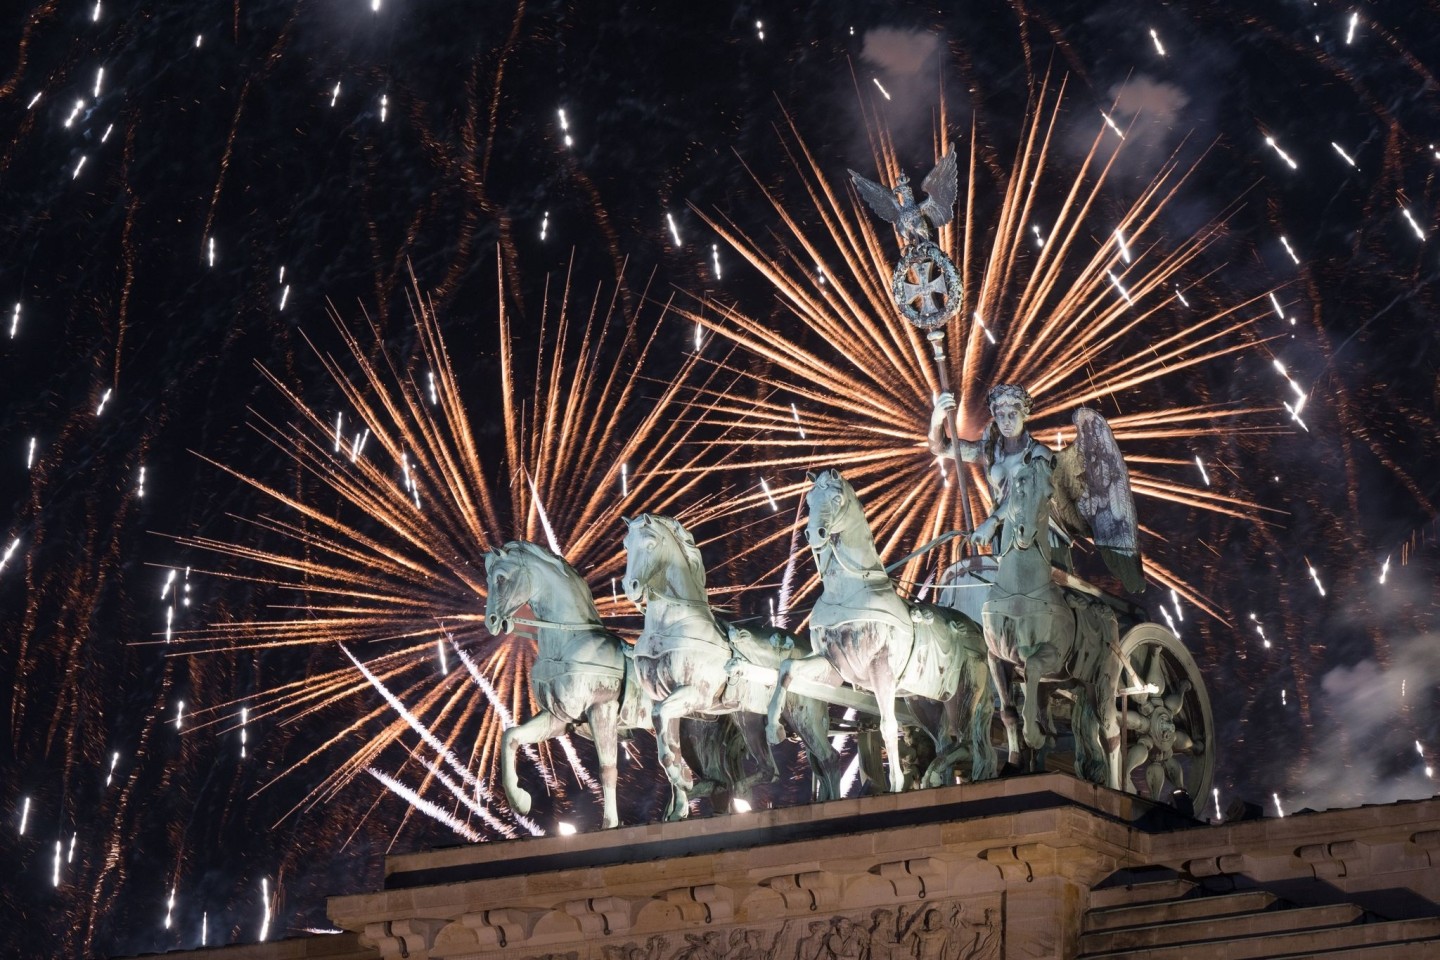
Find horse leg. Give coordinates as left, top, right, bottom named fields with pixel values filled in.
left=988, top=654, right=1022, bottom=769
left=802, top=705, right=843, bottom=802
left=768, top=655, right=841, bottom=744
left=904, top=697, right=945, bottom=788
left=653, top=688, right=709, bottom=819
left=502, top=710, right=569, bottom=817
left=1020, top=643, right=1063, bottom=751
left=733, top=712, right=779, bottom=802
left=587, top=700, right=622, bottom=829
left=866, top=654, right=904, bottom=794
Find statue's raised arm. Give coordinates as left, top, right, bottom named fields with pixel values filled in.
left=1051, top=408, right=1145, bottom=593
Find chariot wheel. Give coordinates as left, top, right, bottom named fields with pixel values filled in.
left=1109, top=623, right=1215, bottom=811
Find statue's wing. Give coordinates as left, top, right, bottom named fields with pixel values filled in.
left=918, top=145, right=959, bottom=228
left=848, top=169, right=903, bottom=224
left=1052, top=408, right=1146, bottom=593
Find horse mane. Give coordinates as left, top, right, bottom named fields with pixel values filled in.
left=647, top=516, right=708, bottom=585
left=504, top=540, right=590, bottom=593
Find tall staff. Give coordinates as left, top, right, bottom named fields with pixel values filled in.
left=849, top=145, right=973, bottom=534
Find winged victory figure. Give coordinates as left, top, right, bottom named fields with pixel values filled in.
left=849, top=144, right=960, bottom=247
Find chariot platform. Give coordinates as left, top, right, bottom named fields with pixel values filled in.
left=143, top=774, right=1440, bottom=960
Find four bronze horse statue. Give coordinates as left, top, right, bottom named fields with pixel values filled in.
left=478, top=450, right=1202, bottom=829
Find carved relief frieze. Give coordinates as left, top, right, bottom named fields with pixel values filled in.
left=571, top=895, right=1000, bottom=960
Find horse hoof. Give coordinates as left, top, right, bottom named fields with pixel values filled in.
left=601, top=814, right=619, bottom=830
left=766, top=723, right=784, bottom=745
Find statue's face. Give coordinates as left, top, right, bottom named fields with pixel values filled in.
left=991, top=399, right=1026, bottom=439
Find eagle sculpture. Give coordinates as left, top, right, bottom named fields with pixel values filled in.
left=848, top=145, right=959, bottom=246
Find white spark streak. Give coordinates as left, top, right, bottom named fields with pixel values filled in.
left=1149, top=28, right=1166, bottom=57
left=333, top=412, right=343, bottom=452
left=620, top=462, right=629, bottom=496
left=1279, top=235, right=1299, bottom=265
left=379, top=94, right=387, bottom=122
left=711, top=243, right=721, bottom=279
left=1101, top=112, right=1125, bottom=139
left=259, top=879, right=270, bottom=941
left=174, top=699, right=184, bottom=728
left=1114, top=228, right=1132, bottom=263
left=1193, top=457, right=1211, bottom=487
left=72, top=155, right=87, bottom=179
left=1106, top=270, right=1133, bottom=304
left=0, top=537, right=20, bottom=574
left=63, top=98, right=84, bottom=128
left=106, top=752, right=119, bottom=786
left=1379, top=555, right=1390, bottom=584
left=972, top=311, right=997, bottom=344
left=760, top=478, right=778, bottom=512
left=1265, top=135, right=1298, bottom=170
left=1346, top=11, right=1359, bottom=44
left=540, top=210, right=549, bottom=241
left=18, top=796, right=29, bottom=835
left=342, top=645, right=474, bottom=785
left=344, top=644, right=539, bottom=833
left=1170, top=589, right=1184, bottom=622
left=11, top=302, right=20, bottom=338
left=1306, top=560, right=1326, bottom=597
left=1272, top=793, right=1284, bottom=818
left=790, top=402, right=805, bottom=438
left=278, top=285, right=290, bottom=311
left=67, top=831, right=76, bottom=863
left=872, top=78, right=891, bottom=100
left=1174, top=286, right=1190, bottom=307
left=1399, top=203, right=1427, bottom=241
left=92, top=2, right=101, bottom=22
left=164, top=884, right=175, bottom=928
left=524, top=470, right=563, bottom=555
left=1212, top=787, right=1221, bottom=821
left=666, top=212, right=682, bottom=245
left=330, top=82, right=340, bottom=107
left=100, top=124, right=112, bottom=142
left=26, top=92, right=42, bottom=109
left=426, top=371, right=437, bottom=404
left=1331, top=142, right=1357, bottom=167
left=452, top=641, right=517, bottom=728
left=755, top=20, right=764, bottom=41
left=1268, top=292, right=1286, bottom=321
left=207, top=236, right=215, bottom=266
left=94, top=68, right=104, bottom=99
left=365, top=768, right=481, bottom=841
left=53, top=840, right=62, bottom=887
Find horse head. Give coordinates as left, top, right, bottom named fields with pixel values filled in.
left=622, top=514, right=706, bottom=605
left=804, top=468, right=858, bottom=548
left=997, top=455, right=1052, bottom=553
left=483, top=542, right=530, bottom=635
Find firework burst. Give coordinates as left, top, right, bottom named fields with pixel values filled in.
left=678, top=78, right=1288, bottom=619
left=169, top=260, right=736, bottom=841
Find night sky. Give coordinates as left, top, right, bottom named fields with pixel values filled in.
left=1, top=2, right=1438, bottom=957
